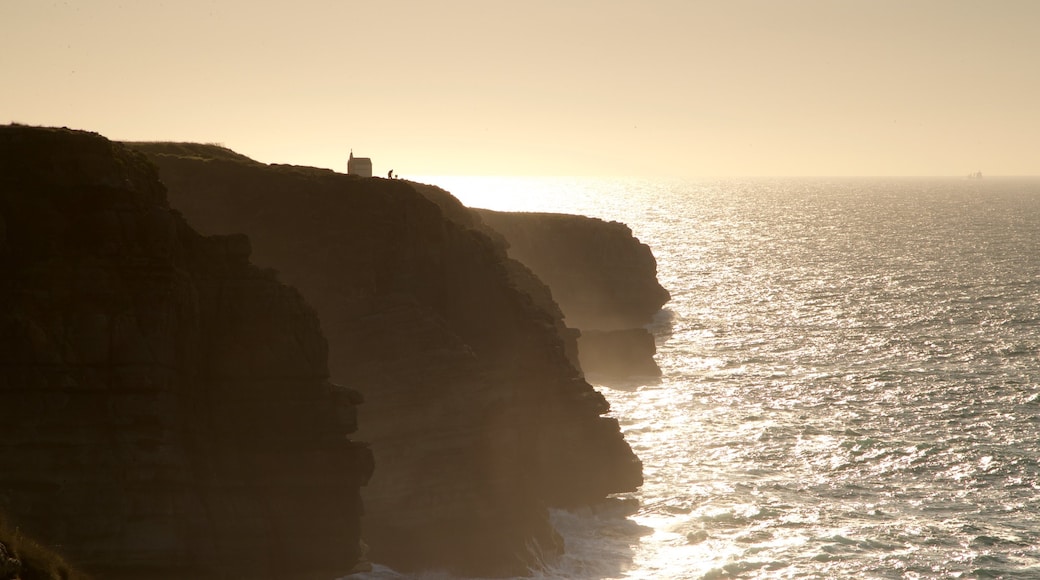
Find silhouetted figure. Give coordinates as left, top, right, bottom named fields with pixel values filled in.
left=388, top=169, right=394, bottom=179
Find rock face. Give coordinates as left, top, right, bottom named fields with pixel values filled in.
left=578, top=329, right=661, bottom=378
left=132, top=143, right=643, bottom=576
left=473, top=209, right=670, bottom=379
left=474, top=210, right=669, bottom=332
left=0, top=126, right=373, bottom=579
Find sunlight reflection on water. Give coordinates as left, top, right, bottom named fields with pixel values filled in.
left=410, top=176, right=1040, bottom=579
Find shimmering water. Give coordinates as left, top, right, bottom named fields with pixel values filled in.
left=388, top=177, right=1040, bottom=579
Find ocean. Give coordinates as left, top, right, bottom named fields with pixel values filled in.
left=365, top=176, right=1040, bottom=579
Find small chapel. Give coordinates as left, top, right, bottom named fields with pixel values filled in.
left=347, top=150, right=372, bottom=177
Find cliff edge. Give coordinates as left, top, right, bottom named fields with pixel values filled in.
left=131, top=143, right=643, bottom=576
left=473, top=209, right=669, bottom=331
left=0, top=126, right=373, bottom=579
left=474, top=209, right=670, bottom=379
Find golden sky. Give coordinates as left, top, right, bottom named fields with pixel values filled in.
left=3, top=1, right=1038, bottom=177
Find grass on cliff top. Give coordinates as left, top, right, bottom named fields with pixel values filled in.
left=0, top=516, right=90, bottom=580
left=125, top=141, right=349, bottom=181
left=125, top=141, right=259, bottom=165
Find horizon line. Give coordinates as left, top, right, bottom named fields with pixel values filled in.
left=410, top=174, right=1040, bottom=180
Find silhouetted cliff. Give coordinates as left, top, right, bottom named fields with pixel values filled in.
left=474, top=209, right=670, bottom=379
left=132, top=142, right=643, bottom=576
left=474, top=210, right=669, bottom=331
left=0, top=126, right=372, bottom=579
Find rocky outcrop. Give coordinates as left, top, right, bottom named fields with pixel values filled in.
left=132, top=143, right=643, bottom=576
left=0, top=126, right=372, bottom=579
left=578, top=329, right=661, bottom=378
left=473, top=209, right=669, bottom=379
left=473, top=210, right=669, bottom=332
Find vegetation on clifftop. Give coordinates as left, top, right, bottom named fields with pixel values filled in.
left=0, top=515, right=89, bottom=580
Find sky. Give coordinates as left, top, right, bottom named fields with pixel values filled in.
left=3, top=0, right=1039, bottom=177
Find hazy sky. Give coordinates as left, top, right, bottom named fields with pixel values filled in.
left=3, top=1, right=1038, bottom=177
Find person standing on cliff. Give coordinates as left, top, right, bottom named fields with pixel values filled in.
left=388, top=169, right=394, bottom=179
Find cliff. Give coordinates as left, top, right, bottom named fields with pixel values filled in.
left=474, top=209, right=670, bottom=379
left=473, top=210, right=669, bottom=331
left=0, top=126, right=373, bottom=579
left=130, top=143, right=643, bottom=576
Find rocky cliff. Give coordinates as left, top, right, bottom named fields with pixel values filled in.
left=0, top=126, right=373, bottom=579
left=473, top=210, right=669, bottom=331
left=474, top=209, right=670, bottom=379
left=131, top=143, right=643, bottom=576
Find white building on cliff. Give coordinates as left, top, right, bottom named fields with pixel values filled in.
left=347, top=150, right=372, bottom=177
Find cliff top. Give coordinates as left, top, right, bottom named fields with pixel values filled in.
left=125, top=141, right=259, bottom=165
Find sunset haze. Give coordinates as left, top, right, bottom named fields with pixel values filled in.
left=3, top=0, right=1038, bottom=177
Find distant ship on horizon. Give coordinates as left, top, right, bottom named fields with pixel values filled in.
left=967, top=170, right=983, bottom=179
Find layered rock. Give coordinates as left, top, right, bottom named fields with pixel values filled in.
left=0, top=126, right=372, bottom=579
left=132, top=143, right=643, bottom=576
left=473, top=209, right=670, bottom=379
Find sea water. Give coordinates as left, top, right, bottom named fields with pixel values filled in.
left=367, top=176, right=1040, bottom=579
